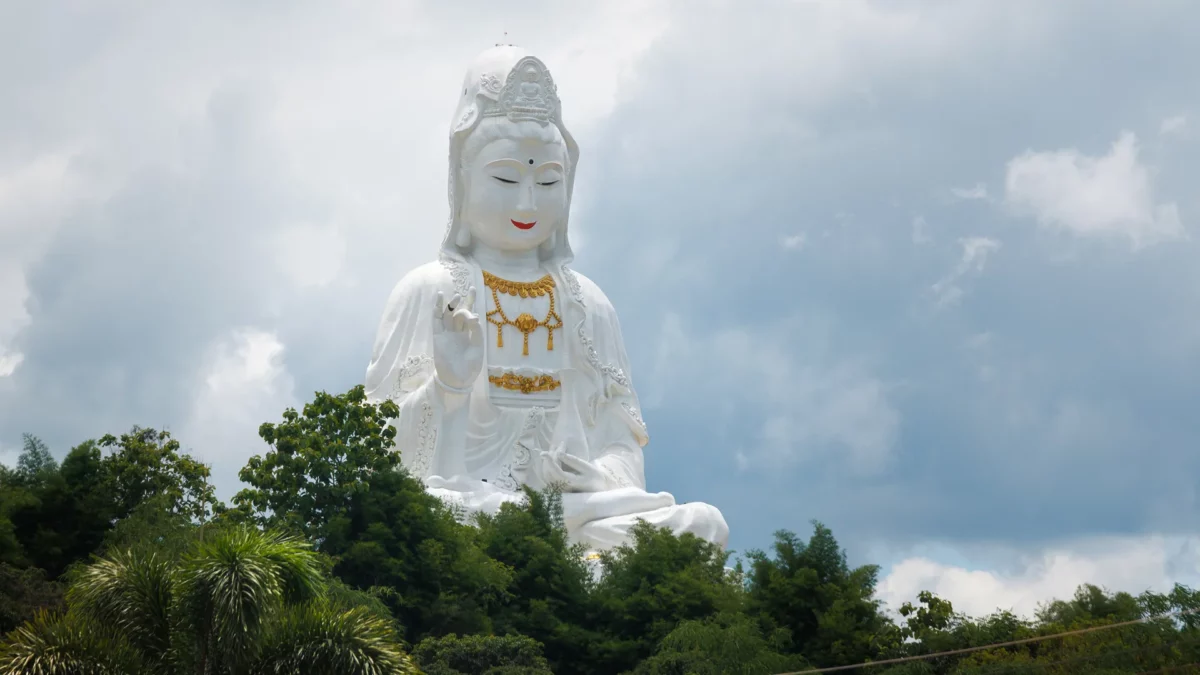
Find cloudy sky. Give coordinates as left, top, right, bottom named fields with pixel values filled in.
left=4, top=0, right=1200, bottom=619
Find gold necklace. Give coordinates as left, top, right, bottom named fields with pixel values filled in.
left=483, top=271, right=563, bottom=356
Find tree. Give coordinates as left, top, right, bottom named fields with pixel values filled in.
left=745, top=523, right=896, bottom=667
left=586, top=521, right=740, bottom=674
left=0, top=431, right=218, bottom=579
left=472, top=488, right=597, bottom=672
left=98, top=427, right=218, bottom=523
left=233, top=386, right=400, bottom=543
left=0, top=526, right=417, bottom=675
left=633, top=612, right=808, bottom=675
left=413, top=634, right=552, bottom=675
left=235, top=386, right=510, bottom=641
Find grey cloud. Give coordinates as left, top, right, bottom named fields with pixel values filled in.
left=4, top=0, right=1200, bottom=561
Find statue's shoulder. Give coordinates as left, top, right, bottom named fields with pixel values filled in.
left=562, top=267, right=616, bottom=316
left=384, top=260, right=455, bottom=304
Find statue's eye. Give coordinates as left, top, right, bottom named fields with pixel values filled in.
left=492, top=176, right=518, bottom=184
left=537, top=180, right=560, bottom=186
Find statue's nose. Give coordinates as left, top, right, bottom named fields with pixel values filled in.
left=516, top=183, right=536, bottom=213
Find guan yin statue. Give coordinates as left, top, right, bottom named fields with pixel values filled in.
left=365, top=45, right=729, bottom=555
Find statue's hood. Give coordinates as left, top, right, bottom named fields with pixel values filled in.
left=440, top=45, right=580, bottom=265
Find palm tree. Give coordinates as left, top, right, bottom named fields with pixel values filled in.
left=0, top=527, right=417, bottom=675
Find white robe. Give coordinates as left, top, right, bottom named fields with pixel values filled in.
left=364, top=257, right=728, bottom=552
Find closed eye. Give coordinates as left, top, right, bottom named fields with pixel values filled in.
left=492, top=176, right=518, bottom=184
left=538, top=180, right=560, bottom=186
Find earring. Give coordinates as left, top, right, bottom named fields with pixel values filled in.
left=455, top=227, right=472, bottom=248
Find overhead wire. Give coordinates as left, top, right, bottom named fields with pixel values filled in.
left=773, top=604, right=1200, bottom=674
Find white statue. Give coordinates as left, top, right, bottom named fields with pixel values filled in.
left=365, top=45, right=728, bottom=554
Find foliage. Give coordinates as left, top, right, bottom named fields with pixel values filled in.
left=96, top=427, right=218, bottom=523
left=0, top=565, right=64, bottom=636
left=412, top=633, right=552, bottom=674
left=632, top=612, right=809, bottom=675
left=746, top=523, right=898, bottom=667
left=0, top=526, right=417, bottom=675
left=8, top=386, right=1200, bottom=674
left=473, top=488, right=595, bottom=669
left=234, top=387, right=510, bottom=641
left=0, top=431, right=217, bottom=579
left=233, top=386, right=400, bottom=542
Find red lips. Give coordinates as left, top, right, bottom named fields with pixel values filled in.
left=511, top=219, right=536, bottom=230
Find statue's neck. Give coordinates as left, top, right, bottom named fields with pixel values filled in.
left=469, top=243, right=542, bottom=278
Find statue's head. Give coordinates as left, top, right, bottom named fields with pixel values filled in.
left=442, top=45, right=579, bottom=264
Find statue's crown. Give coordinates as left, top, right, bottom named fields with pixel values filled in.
left=479, top=56, right=560, bottom=125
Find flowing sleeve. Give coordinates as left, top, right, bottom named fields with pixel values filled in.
left=364, top=262, right=469, bottom=480
left=573, top=273, right=651, bottom=490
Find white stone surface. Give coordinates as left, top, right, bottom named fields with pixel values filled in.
left=365, top=45, right=728, bottom=552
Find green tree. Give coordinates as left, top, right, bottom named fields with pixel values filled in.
left=633, top=612, right=808, bottom=675
left=235, top=386, right=510, bottom=641
left=233, top=386, right=400, bottom=542
left=0, top=564, right=64, bottom=635
left=412, top=633, right=552, bottom=674
left=745, top=523, right=897, bottom=668
left=0, top=431, right=217, bottom=579
left=98, top=427, right=218, bottom=523
left=0, top=527, right=417, bottom=674
left=473, top=488, right=595, bottom=670
left=587, top=521, right=740, bottom=674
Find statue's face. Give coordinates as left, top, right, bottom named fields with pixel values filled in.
left=461, top=131, right=568, bottom=253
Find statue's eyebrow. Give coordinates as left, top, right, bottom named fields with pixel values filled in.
left=484, top=158, right=526, bottom=170
left=535, top=161, right=564, bottom=172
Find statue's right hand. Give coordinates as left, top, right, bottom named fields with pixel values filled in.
left=432, top=288, right=484, bottom=392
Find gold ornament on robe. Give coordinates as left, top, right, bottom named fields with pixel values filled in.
left=483, top=271, right=563, bottom=356
left=488, top=371, right=562, bottom=394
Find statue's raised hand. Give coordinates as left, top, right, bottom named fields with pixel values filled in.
left=433, top=288, right=483, bottom=392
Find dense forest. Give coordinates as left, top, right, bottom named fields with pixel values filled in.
left=0, top=386, right=1197, bottom=674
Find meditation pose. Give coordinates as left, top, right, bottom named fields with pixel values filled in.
left=365, top=45, right=728, bottom=553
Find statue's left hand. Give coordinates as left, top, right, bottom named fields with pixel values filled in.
left=539, top=446, right=610, bottom=493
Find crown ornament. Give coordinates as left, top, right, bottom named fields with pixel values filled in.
left=480, top=56, right=560, bottom=125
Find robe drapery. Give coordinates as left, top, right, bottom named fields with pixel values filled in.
left=363, top=257, right=728, bottom=551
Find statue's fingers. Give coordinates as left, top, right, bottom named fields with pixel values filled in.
left=465, top=286, right=477, bottom=310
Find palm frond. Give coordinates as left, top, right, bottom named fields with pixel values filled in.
left=0, top=611, right=142, bottom=675
left=175, top=527, right=322, bottom=672
left=251, top=601, right=417, bottom=675
left=252, top=531, right=323, bottom=606
left=67, top=550, right=174, bottom=667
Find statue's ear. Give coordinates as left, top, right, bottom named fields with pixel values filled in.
left=455, top=226, right=472, bottom=248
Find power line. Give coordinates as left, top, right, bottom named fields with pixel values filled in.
left=775, top=605, right=1200, bottom=675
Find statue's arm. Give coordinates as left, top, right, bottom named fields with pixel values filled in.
left=574, top=274, right=651, bottom=490
left=364, top=264, right=470, bottom=479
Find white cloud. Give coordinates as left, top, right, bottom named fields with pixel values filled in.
left=912, top=216, right=932, bottom=244
left=180, top=328, right=299, bottom=500
left=951, top=182, right=990, bottom=201
left=931, top=237, right=1000, bottom=308
left=781, top=233, right=807, bottom=250
left=1004, top=131, right=1183, bottom=248
left=0, top=352, right=22, bottom=378
left=877, top=534, right=1200, bottom=620
left=1160, top=115, right=1188, bottom=136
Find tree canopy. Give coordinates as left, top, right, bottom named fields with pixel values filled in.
left=0, top=386, right=1196, bottom=674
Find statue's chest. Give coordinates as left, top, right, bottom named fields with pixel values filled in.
left=482, top=271, right=565, bottom=407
